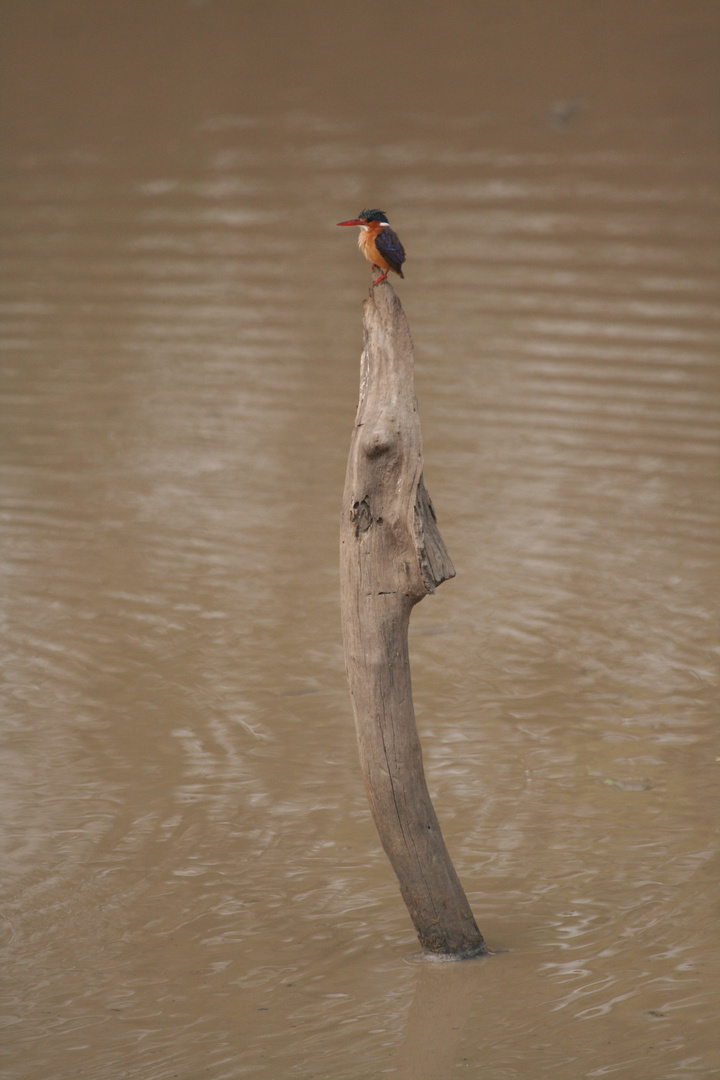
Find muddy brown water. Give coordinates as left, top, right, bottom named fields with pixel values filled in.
left=1, top=3, right=719, bottom=1078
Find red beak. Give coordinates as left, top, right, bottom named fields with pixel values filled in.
left=337, top=218, right=365, bottom=226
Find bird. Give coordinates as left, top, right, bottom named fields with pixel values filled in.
left=337, top=209, right=406, bottom=285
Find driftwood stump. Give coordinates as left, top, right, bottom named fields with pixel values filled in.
left=340, top=282, right=486, bottom=957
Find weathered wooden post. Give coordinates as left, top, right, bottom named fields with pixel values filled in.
left=340, top=282, right=486, bottom=957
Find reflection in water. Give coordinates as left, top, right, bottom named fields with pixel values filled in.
left=1, top=1, right=719, bottom=1078
left=393, top=958, right=487, bottom=1080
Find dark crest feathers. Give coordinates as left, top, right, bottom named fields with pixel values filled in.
left=359, top=209, right=389, bottom=223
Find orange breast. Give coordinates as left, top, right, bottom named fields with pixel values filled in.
left=358, top=226, right=390, bottom=271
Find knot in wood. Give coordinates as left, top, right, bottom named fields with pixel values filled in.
left=362, top=424, right=395, bottom=459
left=350, top=497, right=373, bottom=536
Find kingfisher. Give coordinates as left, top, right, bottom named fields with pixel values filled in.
left=337, top=209, right=406, bottom=285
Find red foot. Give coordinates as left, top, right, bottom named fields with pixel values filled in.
left=373, top=271, right=389, bottom=285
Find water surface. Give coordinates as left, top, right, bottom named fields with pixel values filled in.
left=1, top=3, right=719, bottom=1078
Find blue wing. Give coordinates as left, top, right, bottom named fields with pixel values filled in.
left=375, top=227, right=406, bottom=278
